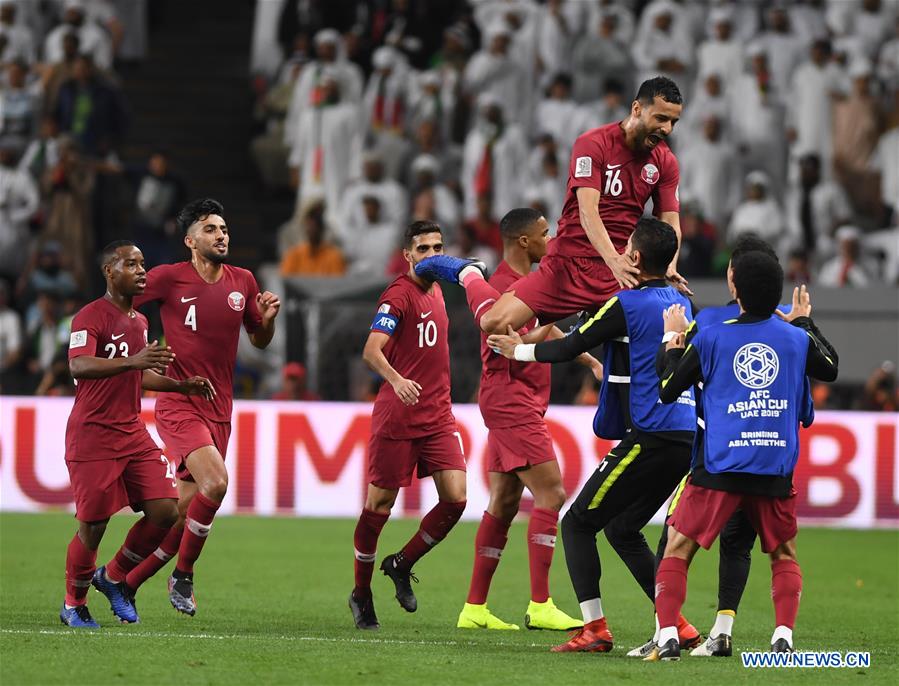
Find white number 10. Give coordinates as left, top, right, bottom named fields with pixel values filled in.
left=417, top=320, right=437, bottom=347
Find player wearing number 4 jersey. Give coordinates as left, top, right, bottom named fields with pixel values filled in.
left=349, top=221, right=467, bottom=631
left=122, top=199, right=281, bottom=616
left=416, top=76, right=687, bottom=332
left=61, top=241, right=214, bottom=629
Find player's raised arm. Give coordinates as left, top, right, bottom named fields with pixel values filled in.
left=658, top=335, right=702, bottom=404
left=248, top=290, right=281, bottom=349
left=362, top=331, right=421, bottom=406
left=69, top=340, right=175, bottom=379
left=577, top=187, right=639, bottom=289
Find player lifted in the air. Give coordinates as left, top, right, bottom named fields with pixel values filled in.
left=122, top=199, right=281, bottom=616
left=458, top=208, right=601, bottom=632
left=61, top=241, right=213, bottom=628
left=349, top=221, right=467, bottom=630
left=415, top=76, right=687, bottom=330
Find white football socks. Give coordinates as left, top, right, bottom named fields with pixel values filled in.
left=771, top=625, right=793, bottom=647
left=658, top=626, right=679, bottom=646
left=711, top=610, right=735, bottom=638
left=652, top=613, right=661, bottom=642
left=580, top=598, right=603, bottom=623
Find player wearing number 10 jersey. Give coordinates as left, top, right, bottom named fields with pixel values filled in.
left=122, top=199, right=281, bottom=616
left=349, top=221, right=467, bottom=630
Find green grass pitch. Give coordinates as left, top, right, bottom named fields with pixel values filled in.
left=1, top=513, right=896, bottom=685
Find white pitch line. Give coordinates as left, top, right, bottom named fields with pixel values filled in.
left=0, top=628, right=546, bottom=648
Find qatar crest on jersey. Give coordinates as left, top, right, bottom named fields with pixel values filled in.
left=641, top=163, right=660, bottom=185
left=228, top=291, right=246, bottom=311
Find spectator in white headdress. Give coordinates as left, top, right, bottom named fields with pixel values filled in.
left=463, top=21, right=529, bottom=127
left=819, top=225, right=879, bottom=287
left=571, top=10, right=634, bottom=103
left=697, top=7, right=743, bottom=85
left=0, top=1, right=34, bottom=63
left=44, top=0, right=112, bottom=70
left=728, top=170, right=786, bottom=247
left=631, top=0, right=694, bottom=91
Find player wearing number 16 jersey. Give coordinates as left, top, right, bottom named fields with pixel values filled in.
left=416, top=76, right=686, bottom=334
left=349, top=221, right=467, bottom=630
left=122, top=199, right=281, bottom=616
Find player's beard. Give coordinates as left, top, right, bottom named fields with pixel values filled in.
left=202, top=246, right=229, bottom=264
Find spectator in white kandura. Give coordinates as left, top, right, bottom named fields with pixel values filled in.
left=44, top=0, right=112, bottom=70
left=535, top=0, right=574, bottom=90
left=586, top=0, right=635, bottom=45
left=287, top=70, right=361, bottom=225
left=679, top=114, right=739, bottom=231
left=340, top=194, right=402, bottom=277
left=819, top=225, right=879, bottom=287
left=681, top=71, right=730, bottom=144
left=728, top=170, right=786, bottom=248
left=870, top=120, right=899, bottom=216
left=0, top=279, right=22, bottom=388
left=787, top=38, right=843, bottom=173
left=472, top=0, right=538, bottom=110
left=524, top=149, right=564, bottom=227
left=786, top=0, right=828, bottom=48
left=0, top=58, right=41, bottom=152
left=463, top=21, right=529, bottom=127
left=632, top=0, right=693, bottom=90
left=284, top=28, right=363, bottom=155
left=18, top=115, right=61, bottom=183
left=341, top=151, right=408, bottom=242
left=574, top=77, right=629, bottom=136
left=408, top=70, right=455, bottom=144
left=877, top=17, right=899, bottom=91
left=535, top=73, right=580, bottom=153
left=0, top=141, right=38, bottom=280
left=849, top=0, right=895, bottom=61
left=0, top=0, right=34, bottom=63
left=696, top=7, right=743, bottom=85
left=461, top=94, right=527, bottom=221
left=785, top=153, right=852, bottom=258
left=731, top=43, right=788, bottom=193
left=571, top=10, right=633, bottom=104
left=362, top=45, right=410, bottom=180
left=409, top=154, right=460, bottom=241
left=756, top=5, right=805, bottom=96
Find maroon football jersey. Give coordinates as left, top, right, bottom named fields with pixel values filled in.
left=66, top=297, right=160, bottom=461
left=369, top=274, right=455, bottom=439
left=554, top=122, right=680, bottom=257
left=478, top=261, right=551, bottom=429
left=134, top=262, right=262, bottom=421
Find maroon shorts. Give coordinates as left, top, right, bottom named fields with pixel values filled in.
left=509, top=254, right=619, bottom=323
left=368, top=430, right=466, bottom=490
left=486, top=424, right=556, bottom=473
left=66, top=448, right=178, bottom=522
left=667, top=478, right=798, bottom=553
left=155, top=408, right=231, bottom=481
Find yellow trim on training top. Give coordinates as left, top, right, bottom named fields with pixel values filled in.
left=579, top=296, right=619, bottom=334
left=661, top=344, right=693, bottom=388
left=667, top=475, right=689, bottom=516
left=588, top=443, right=642, bottom=509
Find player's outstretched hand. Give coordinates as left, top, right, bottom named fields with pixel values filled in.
left=608, top=251, right=640, bottom=290
left=132, top=340, right=175, bottom=373
left=392, top=377, right=422, bottom=406
left=179, top=376, right=216, bottom=401
left=663, top=303, right=689, bottom=334
left=776, top=284, right=812, bottom=322
left=257, top=291, right=281, bottom=323
left=486, top=325, right=523, bottom=359
left=666, top=269, right=693, bottom=296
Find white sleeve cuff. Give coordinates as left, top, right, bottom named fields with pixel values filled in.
left=513, top=343, right=537, bottom=362
left=662, top=331, right=678, bottom=343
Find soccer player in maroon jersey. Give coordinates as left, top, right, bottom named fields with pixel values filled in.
left=349, top=221, right=467, bottom=630
left=416, top=76, right=688, bottom=330
left=122, top=199, right=281, bottom=616
left=458, top=208, right=602, bottom=632
left=62, top=241, right=214, bottom=628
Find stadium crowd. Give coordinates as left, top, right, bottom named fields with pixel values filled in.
left=249, top=0, right=899, bottom=288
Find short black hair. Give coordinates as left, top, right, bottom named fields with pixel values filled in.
left=404, top=220, right=442, bottom=248
left=732, top=251, right=783, bottom=316
left=635, top=76, right=683, bottom=106
left=631, top=217, right=677, bottom=275
left=730, top=233, right=778, bottom=264
left=500, top=207, right=543, bottom=240
left=177, top=198, right=224, bottom=234
left=100, top=240, right=137, bottom=269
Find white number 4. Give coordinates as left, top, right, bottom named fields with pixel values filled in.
left=603, top=169, right=623, bottom=197
left=184, top=304, right=197, bottom=331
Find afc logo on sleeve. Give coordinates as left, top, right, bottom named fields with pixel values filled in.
left=371, top=310, right=399, bottom=334
left=574, top=156, right=592, bottom=178
left=377, top=316, right=395, bottom=330
left=69, top=330, right=87, bottom=349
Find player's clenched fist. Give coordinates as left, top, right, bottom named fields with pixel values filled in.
left=178, top=376, right=216, bottom=401
left=256, top=291, right=281, bottom=323
left=131, top=340, right=175, bottom=373
left=392, top=377, right=422, bottom=405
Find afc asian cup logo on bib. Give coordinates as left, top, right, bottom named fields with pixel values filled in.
left=227, top=291, right=246, bottom=311
left=641, top=163, right=659, bottom=185
left=733, top=342, right=779, bottom=389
